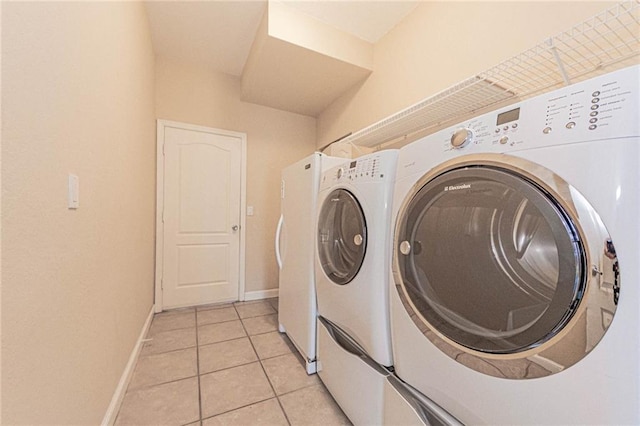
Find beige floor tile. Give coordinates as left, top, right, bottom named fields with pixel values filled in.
left=200, top=362, right=274, bottom=418
left=201, top=398, right=288, bottom=426
left=242, top=314, right=278, bottom=335
left=199, top=337, right=257, bottom=374
left=279, top=383, right=351, bottom=426
left=267, top=297, right=279, bottom=312
left=115, top=377, right=199, bottom=426
left=149, top=310, right=196, bottom=335
left=198, top=320, right=246, bottom=345
left=197, top=306, right=239, bottom=326
left=141, top=327, right=197, bottom=356
left=250, top=331, right=295, bottom=360
left=129, top=347, right=197, bottom=390
left=197, top=301, right=234, bottom=311
left=262, top=353, right=319, bottom=395
left=235, top=300, right=276, bottom=319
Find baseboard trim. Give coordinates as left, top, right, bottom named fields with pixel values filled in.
left=244, top=288, right=279, bottom=301
left=101, top=304, right=155, bottom=426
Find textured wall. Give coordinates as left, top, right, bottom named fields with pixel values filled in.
left=317, top=1, right=611, bottom=148
left=155, top=56, right=317, bottom=295
left=1, top=2, right=156, bottom=423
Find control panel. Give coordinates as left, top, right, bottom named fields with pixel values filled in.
left=346, top=155, right=380, bottom=180
left=437, top=65, right=639, bottom=154
left=320, top=150, right=398, bottom=190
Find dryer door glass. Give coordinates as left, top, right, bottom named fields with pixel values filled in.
left=318, top=189, right=367, bottom=285
left=396, top=166, right=586, bottom=354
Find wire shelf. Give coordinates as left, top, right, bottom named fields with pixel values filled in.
left=341, top=0, right=640, bottom=149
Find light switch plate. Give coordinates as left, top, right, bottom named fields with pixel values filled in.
left=247, top=206, right=254, bottom=216
left=68, top=174, right=79, bottom=209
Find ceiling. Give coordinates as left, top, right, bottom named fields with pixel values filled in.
left=145, top=1, right=266, bottom=76
left=145, top=1, right=419, bottom=115
left=281, top=1, right=419, bottom=44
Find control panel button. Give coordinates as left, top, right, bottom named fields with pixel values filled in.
left=543, top=127, right=552, bottom=134
left=336, top=168, right=344, bottom=179
left=591, top=98, right=600, bottom=103
left=591, top=104, right=599, bottom=110
left=592, top=91, right=601, bottom=97
left=511, top=123, right=518, bottom=129
left=589, top=118, right=598, bottom=123
left=566, top=122, right=576, bottom=129
left=590, top=111, right=598, bottom=117
left=589, top=124, right=598, bottom=130
left=495, top=128, right=501, bottom=133
left=503, top=126, right=509, bottom=131
left=499, top=136, right=509, bottom=145
left=450, top=128, right=474, bottom=148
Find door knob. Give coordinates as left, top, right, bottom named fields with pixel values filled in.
left=232, top=225, right=239, bottom=231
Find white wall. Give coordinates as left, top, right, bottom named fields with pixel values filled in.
left=1, top=2, right=156, bottom=423
left=317, top=1, right=611, bottom=148
left=155, top=56, right=317, bottom=295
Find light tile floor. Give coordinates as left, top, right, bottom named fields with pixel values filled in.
left=115, top=298, right=351, bottom=426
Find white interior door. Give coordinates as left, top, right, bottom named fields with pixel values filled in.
left=157, top=121, right=245, bottom=310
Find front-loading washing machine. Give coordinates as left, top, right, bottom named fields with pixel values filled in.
left=388, top=65, right=639, bottom=424
left=315, top=149, right=398, bottom=425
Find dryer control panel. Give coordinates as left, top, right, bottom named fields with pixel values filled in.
left=320, top=150, right=398, bottom=191
left=397, top=65, right=639, bottom=180
left=436, top=65, right=640, bottom=153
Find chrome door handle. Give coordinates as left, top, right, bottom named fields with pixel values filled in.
left=232, top=225, right=239, bottom=231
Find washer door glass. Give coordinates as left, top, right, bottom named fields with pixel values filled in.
left=397, top=166, right=586, bottom=354
left=318, top=189, right=367, bottom=285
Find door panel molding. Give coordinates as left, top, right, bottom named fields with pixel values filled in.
left=155, top=120, right=247, bottom=312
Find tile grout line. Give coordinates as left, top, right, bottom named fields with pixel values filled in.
left=198, top=316, right=245, bottom=328
left=200, top=358, right=258, bottom=377
left=126, top=373, right=199, bottom=393
left=235, top=313, right=278, bottom=320
left=139, top=344, right=198, bottom=358
left=235, top=302, right=293, bottom=426
left=199, top=395, right=277, bottom=424
left=198, top=335, right=247, bottom=350
left=276, top=381, right=324, bottom=398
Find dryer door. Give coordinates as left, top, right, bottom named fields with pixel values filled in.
left=394, top=155, right=619, bottom=379
left=318, top=189, right=367, bottom=285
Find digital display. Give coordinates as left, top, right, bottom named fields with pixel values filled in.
left=350, top=161, right=357, bottom=168
left=496, top=108, right=520, bottom=125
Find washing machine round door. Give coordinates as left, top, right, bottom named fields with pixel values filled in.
left=318, top=188, right=367, bottom=285
left=394, top=155, right=619, bottom=379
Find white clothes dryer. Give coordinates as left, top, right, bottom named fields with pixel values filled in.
left=315, top=149, right=398, bottom=425
left=389, top=65, right=639, bottom=425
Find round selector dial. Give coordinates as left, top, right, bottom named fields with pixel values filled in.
left=336, top=168, right=344, bottom=179
left=450, top=128, right=474, bottom=149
